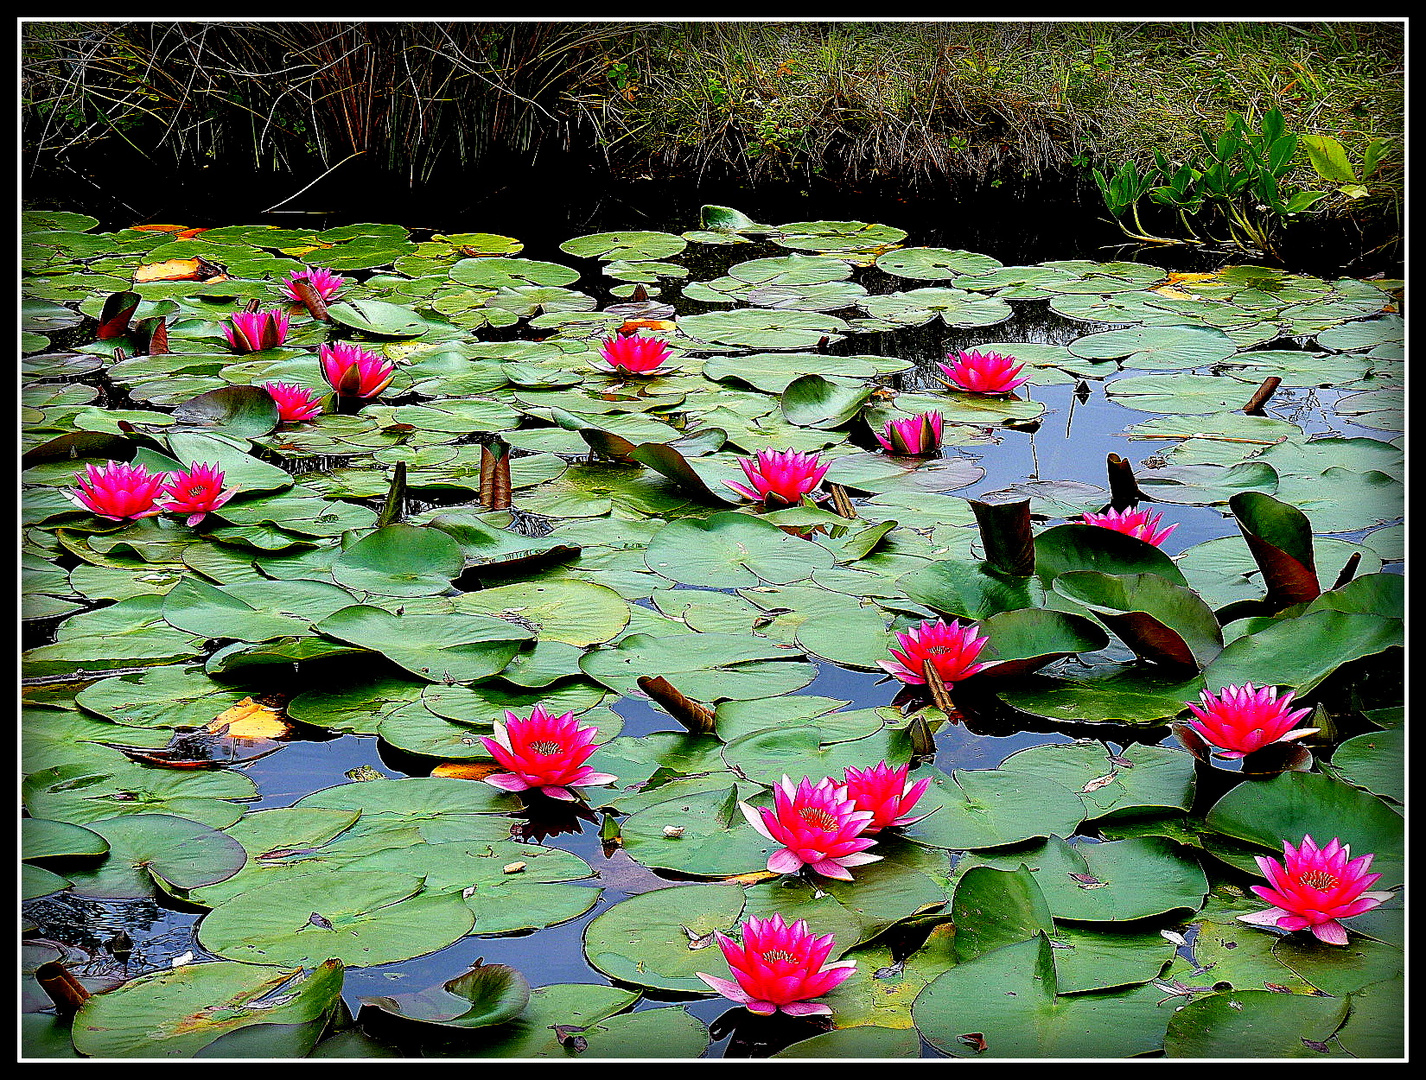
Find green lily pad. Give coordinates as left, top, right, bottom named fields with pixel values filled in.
left=959, top=834, right=1208, bottom=922
left=1327, top=727, right=1404, bottom=805
left=344, top=838, right=600, bottom=933
left=677, top=309, right=849, bottom=350
left=1201, top=770, right=1403, bottom=887
left=560, top=230, right=687, bottom=261
left=644, top=511, right=836, bottom=588
left=73, top=662, right=254, bottom=729
left=1052, top=571, right=1224, bottom=670
left=360, top=961, right=531, bottom=1030
left=22, top=817, right=110, bottom=861
left=904, top=767, right=1086, bottom=851
left=772, top=219, right=908, bottom=255
left=23, top=761, right=258, bottom=830
left=71, top=960, right=345, bottom=1058
left=1163, top=989, right=1349, bottom=1059
left=330, top=524, right=465, bottom=596
left=326, top=298, right=437, bottom=337
left=428, top=983, right=647, bottom=1058
left=1202, top=607, right=1402, bottom=697
left=451, top=579, right=630, bottom=647
left=313, top=605, right=531, bottom=684
left=913, top=934, right=1171, bottom=1058
left=618, top=784, right=777, bottom=878
left=198, top=870, right=475, bottom=968
left=162, top=576, right=356, bottom=642
left=170, top=385, right=281, bottom=437
left=998, top=741, right=1196, bottom=822
left=583, top=882, right=749, bottom=992
left=998, top=666, right=1205, bottom=727
left=46, top=812, right=249, bottom=899
left=875, top=246, right=1002, bottom=280
left=1070, top=324, right=1237, bottom=369
left=781, top=373, right=875, bottom=429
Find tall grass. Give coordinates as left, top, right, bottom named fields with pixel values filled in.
left=21, top=20, right=1404, bottom=209
left=21, top=22, right=630, bottom=186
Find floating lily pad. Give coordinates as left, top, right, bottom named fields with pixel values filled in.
left=904, top=767, right=1086, bottom=851
left=23, top=760, right=258, bottom=830
left=314, top=605, right=532, bottom=684
left=46, top=812, right=249, bottom=899
left=330, top=524, right=465, bottom=596
left=71, top=960, right=345, bottom=1058
left=677, top=309, right=849, bottom=350
left=1201, top=769, right=1403, bottom=886
left=360, top=962, right=532, bottom=1030
left=913, top=934, right=1171, bottom=1058
left=644, top=511, right=836, bottom=588
left=560, top=230, right=687, bottom=261
left=1163, top=989, right=1350, bottom=1059
left=998, top=666, right=1205, bottom=727
left=583, top=882, right=748, bottom=992
left=199, top=870, right=475, bottom=968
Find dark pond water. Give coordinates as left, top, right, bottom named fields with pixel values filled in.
left=22, top=157, right=1404, bottom=1058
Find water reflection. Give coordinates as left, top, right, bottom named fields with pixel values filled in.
left=23, top=893, right=206, bottom=979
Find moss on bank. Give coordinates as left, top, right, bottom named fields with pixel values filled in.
left=22, top=20, right=1403, bottom=220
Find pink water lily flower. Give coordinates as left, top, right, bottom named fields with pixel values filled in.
left=64, top=460, right=169, bottom=521
left=696, top=913, right=856, bottom=1017
left=1238, top=835, right=1394, bottom=945
left=281, top=265, right=345, bottom=303
left=1183, top=683, right=1319, bottom=760
left=939, top=349, right=1029, bottom=394
left=740, top=775, right=881, bottom=881
left=595, top=333, right=672, bottom=375
left=320, top=341, right=396, bottom=400
left=160, top=462, right=238, bottom=526
left=479, top=704, right=617, bottom=802
left=223, top=307, right=290, bottom=353
left=1082, top=505, right=1178, bottom=547
left=878, top=617, right=990, bottom=688
left=726, top=448, right=830, bottom=507
left=842, top=761, right=931, bottom=832
left=262, top=381, right=325, bottom=423
left=876, top=410, right=944, bottom=457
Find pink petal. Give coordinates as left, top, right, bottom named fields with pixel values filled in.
left=780, top=1001, right=833, bottom=1016
left=767, top=848, right=806, bottom=875
left=1310, top=919, right=1350, bottom=945
left=695, top=972, right=752, bottom=1004
left=482, top=772, right=532, bottom=793
left=1237, top=907, right=1292, bottom=927
left=807, top=858, right=855, bottom=881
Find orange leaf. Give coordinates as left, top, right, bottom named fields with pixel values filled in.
left=616, top=319, right=676, bottom=336
left=209, top=697, right=290, bottom=739
left=128, top=224, right=209, bottom=239
left=133, top=258, right=228, bottom=284
left=432, top=761, right=502, bottom=781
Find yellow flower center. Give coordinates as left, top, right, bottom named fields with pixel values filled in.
left=761, top=949, right=796, bottom=963
left=528, top=740, right=565, bottom=756
left=798, top=807, right=838, bottom=830
left=925, top=645, right=956, bottom=655
left=1298, top=870, right=1337, bottom=890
